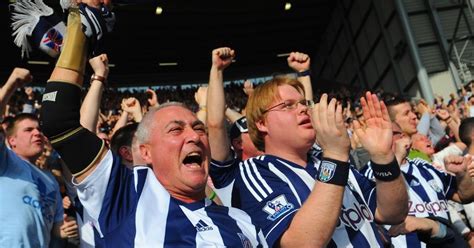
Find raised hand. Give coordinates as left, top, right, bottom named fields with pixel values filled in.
left=445, top=155, right=471, bottom=176
left=195, top=86, right=208, bottom=107
left=146, top=89, right=159, bottom=108
left=394, top=137, right=411, bottom=165
left=211, top=47, right=235, bottom=71
left=89, top=54, right=109, bottom=78
left=243, top=80, right=254, bottom=96
left=9, top=68, right=33, bottom=88
left=435, top=109, right=450, bottom=121
left=312, top=94, right=350, bottom=161
left=122, top=97, right=140, bottom=114
left=353, top=92, right=394, bottom=164
left=287, top=52, right=310, bottom=72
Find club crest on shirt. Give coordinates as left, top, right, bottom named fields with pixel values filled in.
left=237, top=233, right=252, bottom=248
left=318, top=161, right=336, bottom=182
left=427, top=180, right=442, bottom=193
left=263, top=195, right=294, bottom=221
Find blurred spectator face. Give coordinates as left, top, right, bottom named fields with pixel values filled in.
left=141, top=106, right=210, bottom=199
left=391, top=102, right=418, bottom=136
left=469, top=96, right=474, bottom=105
left=392, top=123, right=411, bottom=160
left=231, top=136, right=243, bottom=159
left=260, top=85, right=315, bottom=151
left=411, top=133, right=435, bottom=156
left=7, top=118, right=45, bottom=162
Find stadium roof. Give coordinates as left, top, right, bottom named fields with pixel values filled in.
left=0, top=0, right=335, bottom=86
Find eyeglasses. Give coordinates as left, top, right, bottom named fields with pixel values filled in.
left=263, top=99, right=314, bottom=113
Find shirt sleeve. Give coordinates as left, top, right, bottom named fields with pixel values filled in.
left=235, top=160, right=302, bottom=247
left=417, top=113, right=430, bottom=135
left=73, top=150, right=135, bottom=237
left=210, top=153, right=239, bottom=189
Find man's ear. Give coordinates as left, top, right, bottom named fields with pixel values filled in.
left=255, top=119, right=268, bottom=133
left=139, top=144, right=153, bottom=165
left=7, top=136, right=16, bottom=148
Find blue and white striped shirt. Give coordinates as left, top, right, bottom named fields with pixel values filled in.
left=73, top=150, right=267, bottom=247
left=362, top=158, right=457, bottom=248
left=210, top=147, right=385, bottom=247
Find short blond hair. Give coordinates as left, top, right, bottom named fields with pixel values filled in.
left=246, top=77, right=305, bottom=151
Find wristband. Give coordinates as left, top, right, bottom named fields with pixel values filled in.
left=431, top=222, right=447, bottom=239
left=296, top=70, right=311, bottom=77
left=91, top=74, right=107, bottom=85
left=371, top=157, right=401, bottom=181
left=317, top=157, right=350, bottom=186
left=209, top=191, right=217, bottom=201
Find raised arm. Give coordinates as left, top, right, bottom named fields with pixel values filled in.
left=195, top=86, right=208, bottom=124
left=445, top=155, right=474, bottom=203
left=207, top=47, right=235, bottom=162
left=225, top=107, right=243, bottom=123
left=0, top=68, right=32, bottom=116
left=354, top=92, right=408, bottom=224
left=80, top=55, right=109, bottom=133
left=40, top=5, right=108, bottom=182
left=287, top=52, right=312, bottom=100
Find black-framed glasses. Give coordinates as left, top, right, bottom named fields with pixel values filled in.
left=263, top=99, right=314, bottom=113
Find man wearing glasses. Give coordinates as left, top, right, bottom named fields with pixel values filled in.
left=209, top=48, right=408, bottom=247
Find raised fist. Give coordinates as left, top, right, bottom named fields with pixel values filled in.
left=243, top=80, right=254, bottom=96
left=287, top=52, right=310, bottom=72
left=211, top=47, right=235, bottom=71
left=89, top=54, right=109, bottom=78
left=9, top=68, right=32, bottom=88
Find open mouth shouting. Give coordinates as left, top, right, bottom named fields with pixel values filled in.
left=182, top=151, right=204, bottom=169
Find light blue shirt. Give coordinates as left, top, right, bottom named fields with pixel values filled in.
left=0, top=135, right=63, bottom=247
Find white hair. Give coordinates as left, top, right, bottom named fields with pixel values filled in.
left=135, top=102, right=188, bottom=144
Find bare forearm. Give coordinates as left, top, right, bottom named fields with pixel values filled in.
left=110, top=111, right=128, bottom=136
left=132, top=111, right=143, bottom=123
left=375, top=176, right=408, bottom=224
left=225, top=107, right=243, bottom=123
left=298, top=76, right=313, bottom=101
left=279, top=183, right=344, bottom=247
left=448, top=121, right=461, bottom=142
left=0, top=79, right=20, bottom=114
left=196, top=109, right=206, bottom=124
left=207, top=67, right=231, bottom=161
left=207, top=67, right=226, bottom=127
left=80, top=81, right=104, bottom=132
left=456, top=173, right=474, bottom=203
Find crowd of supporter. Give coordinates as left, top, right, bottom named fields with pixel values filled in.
left=2, top=0, right=474, bottom=247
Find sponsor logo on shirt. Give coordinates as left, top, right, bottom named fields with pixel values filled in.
left=195, top=220, right=213, bottom=232
left=408, top=200, right=448, bottom=216
left=318, top=161, right=336, bottom=182
left=237, top=233, right=253, bottom=248
left=338, top=202, right=374, bottom=231
left=22, top=193, right=56, bottom=222
left=263, top=195, right=294, bottom=221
